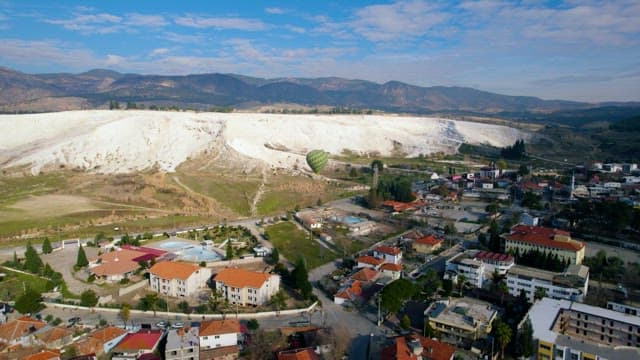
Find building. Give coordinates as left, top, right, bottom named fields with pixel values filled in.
left=166, top=327, right=199, bottom=360
left=424, top=297, right=498, bottom=342
left=334, top=280, right=363, bottom=305
left=149, top=261, right=212, bottom=298
left=355, top=255, right=384, bottom=270
left=32, top=326, right=73, bottom=349
left=212, top=268, right=280, bottom=306
left=444, top=253, right=485, bottom=288
left=504, top=225, right=586, bottom=264
left=380, top=263, right=403, bottom=281
left=412, top=235, right=443, bottom=254
left=520, top=212, right=539, bottom=226
left=444, top=250, right=514, bottom=288
left=24, top=351, right=61, bottom=360
left=277, top=348, right=319, bottom=360
left=111, top=329, right=164, bottom=360
left=350, top=267, right=380, bottom=283
left=507, top=264, right=589, bottom=303
left=88, top=248, right=149, bottom=282
left=76, top=326, right=128, bottom=357
left=373, top=246, right=402, bottom=265
left=0, top=316, right=47, bottom=347
left=479, top=166, right=500, bottom=179
left=199, top=319, right=240, bottom=360
left=380, top=334, right=456, bottom=360
left=527, top=298, right=640, bottom=360
left=607, top=301, right=640, bottom=317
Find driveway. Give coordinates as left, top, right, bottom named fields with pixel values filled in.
left=41, top=244, right=105, bottom=296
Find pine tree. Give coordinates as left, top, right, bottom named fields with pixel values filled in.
left=518, top=319, right=535, bottom=357
left=226, top=241, right=233, bottom=260
left=24, top=242, right=43, bottom=274
left=76, top=244, right=88, bottom=268
left=42, top=237, right=53, bottom=254
left=291, top=257, right=312, bottom=299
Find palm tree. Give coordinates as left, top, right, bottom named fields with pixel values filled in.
left=145, top=293, right=159, bottom=316
left=493, top=320, right=512, bottom=359
left=457, top=274, right=467, bottom=296
left=534, top=287, right=547, bottom=301
left=119, top=304, right=130, bottom=329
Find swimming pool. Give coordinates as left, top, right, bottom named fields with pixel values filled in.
left=343, top=216, right=365, bottom=224
left=156, top=240, right=222, bottom=262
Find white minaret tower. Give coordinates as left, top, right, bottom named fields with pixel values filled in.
left=570, top=170, right=575, bottom=200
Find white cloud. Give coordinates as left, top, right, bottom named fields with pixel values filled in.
left=175, top=15, right=267, bottom=31
left=284, top=24, right=306, bottom=34
left=161, top=32, right=205, bottom=44
left=351, top=0, right=449, bottom=41
left=125, top=13, right=167, bottom=28
left=149, top=48, right=170, bottom=57
left=265, top=7, right=286, bottom=15
left=46, top=12, right=123, bottom=34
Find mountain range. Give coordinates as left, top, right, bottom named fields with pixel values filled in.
left=1, top=66, right=638, bottom=125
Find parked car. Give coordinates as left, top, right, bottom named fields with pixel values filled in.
left=155, top=321, right=167, bottom=328
left=171, top=322, right=184, bottom=329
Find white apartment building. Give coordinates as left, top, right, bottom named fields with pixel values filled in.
left=212, top=268, right=280, bottom=306
left=149, top=261, right=211, bottom=298
left=506, top=264, right=589, bottom=303
left=444, top=250, right=515, bottom=288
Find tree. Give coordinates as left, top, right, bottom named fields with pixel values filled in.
left=424, top=320, right=436, bottom=338
left=24, top=242, right=43, bottom=274
left=493, top=319, right=512, bottom=360
left=245, top=329, right=287, bottom=360
left=269, top=248, right=280, bottom=265
left=291, top=257, right=312, bottom=300
left=143, top=293, right=159, bottom=316
left=496, top=159, right=507, bottom=171
left=226, top=241, right=233, bottom=260
left=80, top=289, right=99, bottom=308
left=419, top=269, right=441, bottom=299
left=14, top=288, right=43, bottom=314
left=247, top=318, right=260, bottom=332
left=119, top=304, right=130, bottom=328
left=178, top=300, right=190, bottom=314
left=518, top=164, right=530, bottom=176
left=76, top=244, right=88, bottom=268
left=208, top=290, right=224, bottom=312
left=485, top=202, right=500, bottom=216
left=444, top=222, right=457, bottom=235
left=349, top=167, right=358, bottom=178
left=400, top=314, right=411, bottom=330
left=42, top=238, right=53, bottom=254
left=371, top=159, right=384, bottom=173
left=442, top=279, right=453, bottom=297
left=534, top=287, right=547, bottom=301
left=269, top=290, right=287, bottom=313
left=518, top=318, right=535, bottom=357
left=61, top=345, right=78, bottom=360
left=457, top=274, right=467, bottom=296
left=380, top=279, right=416, bottom=314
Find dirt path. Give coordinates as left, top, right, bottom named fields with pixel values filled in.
left=249, top=167, right=268, bottom=217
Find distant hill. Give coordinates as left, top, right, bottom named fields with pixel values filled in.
left=1, top=66, right=638, bottom=125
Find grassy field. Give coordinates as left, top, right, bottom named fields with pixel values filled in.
left=264, top=221, right=337, bottom=269
left=0, top=267, right=54, bottom=301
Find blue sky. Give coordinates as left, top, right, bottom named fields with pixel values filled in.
left=0, top=0, right=638, bottom=102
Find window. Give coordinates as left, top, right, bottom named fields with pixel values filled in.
left=609, top=337, right=612, bottom=343
left=600, top=335, right=604, bottom=341
left=585, top=315, right=589, bottom=320
left=541, top=344, right=551, bottom=351
left=602, top=319, right=606, bottom=325
left=610, top=320, right=614, bottom=326
left=578, top=313, right=581, bottom=319
left=577, top=321, right=581, bottom=326
left=601, top=327, right=605, bottom=332
left=583, top=330, right=587, bottom=335
left=215, top=335, right=220, bottom=339
left=571, top=354, right=579, bottom=360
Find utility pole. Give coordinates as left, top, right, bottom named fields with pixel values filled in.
left=377, top=293, right=381, bottom=326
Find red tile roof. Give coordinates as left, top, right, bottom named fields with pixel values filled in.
left=414, top=235, right=442, bottom=246
left=351, top=268, right=380, bottom=282
left=380, top=263, right=403, bottom=272
left=214, top=268, right=272, bottom=288
left=120, top=245, right=166, bottom=257
left=34, top=326, right=72, bottom=343
left=24, top=350, right=61, bottom=360
left=0, top=316, right=47, bottom=342
left=375, top=246, right=401, bottom=256
left=335, top=280, right=363, bottom=301
left=114, top=330, right=163, bottom=352
left=506, top=225, right=584, bottom=252
left=356, top=256, right=384, bottom=266
left=278, top=348, right=319, bottom=360
left=380, top=335, right=456, bottom=360
left=149, top=261, right=202, bottom=280
left=90, top=326, right=127, bottom=342
left=475, top=251, right=514, bottom=263
left=199, top=319, right=240, bottom=337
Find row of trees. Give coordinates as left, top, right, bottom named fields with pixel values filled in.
left=501, top=139, right=526, bottom=159
left=511, top=248, right=569, bottom=272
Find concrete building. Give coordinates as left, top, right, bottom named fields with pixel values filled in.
left=504, top=225, right=586, bottom=265
left=607, top=301, right=640, bottom=317
left=412, top=235, right=443, bottom=255
left=444, top=250, right=514, bottom=288
left=380, top=334, right=456, bottom=360
left=480, top=166, right=500, bottom=179
left=166, top=327, right=199, bottom=360
left=373, top=246, right=403, bottom=265
left=199, top=319, right=240, bottom=360
left=424, top=297, right=498, bottom=342
left=506, top=264, right=589, bottom=303
left=112, top=329, right=164, bottom=360
left=527, top=298, right=640, bottom=360
left=149, top=261, right=212, bottom=298
left=212, top=268, right=280, bottom=306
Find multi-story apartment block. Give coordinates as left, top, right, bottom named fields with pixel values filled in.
left=149, top=261, right=212, bottom=298
left=444, top=250, right=514, bottom=288
left=424, top=297, right=498, bottom=342
left=527, top=298, right=640, bottom=360
left=165, top=327, right=199, bottom=360
left=507, top=264, right=589, bottom=303
left=504, top=225, right=586, bottom=265
left=607, top=301, right=640, bottom=317
left=212, top=268, right=280, bottom=306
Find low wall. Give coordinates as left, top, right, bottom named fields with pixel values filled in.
left=43, top=301, right=318, bottom=320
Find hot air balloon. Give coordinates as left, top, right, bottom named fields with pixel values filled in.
left=306, top=150, right=328, bottom=173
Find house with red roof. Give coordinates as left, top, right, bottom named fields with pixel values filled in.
left=412, top=235, right=443, bottom=255
left=88, top=248, right=149, bottom=282
left=334, top=280, right=363, bottom=305
left=373, top=246, right=402, bottom=265
left=355, top=255, right=385, bottom=270
left=212, top=268, right=280, bottom=306
left=199, top=319, right=240, bottom=359
left=380, top=263, right=403, bottom=280
left=0, top=316, right=47, bottom=347
left=350, top=267, right=380, bottom=283
left=277, top=347, right=319, bottom=360
left=23, top=350, right=61, bottom=360
left=380, top=334, right=456, bottom=360
left=504, top=225, right=586, bottom=264
left=76, top=326, right=128, bottom=356
left=111, top=329, right=164, bottom=360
